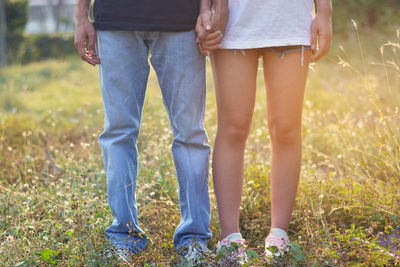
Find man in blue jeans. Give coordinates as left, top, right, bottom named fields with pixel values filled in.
left=74, top=0, right=227, bottom=262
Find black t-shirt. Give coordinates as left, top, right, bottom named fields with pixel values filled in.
left=93, top=0, right=200, bottom=32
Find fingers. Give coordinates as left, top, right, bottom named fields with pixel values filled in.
left=197, top=22, right=215, bottom=43
left=204, top=31, right=222, bottom=42
left=310, top=24, right=318, bottom=55
left=198, top=31, right=224, bottom=54
left=197, top=28, right=208, bottom=43
left=203, top=44, right=221, bottom=51
left=310, top=14, right=332, bottom=62
left=196, top=11, right=213, bottom=43
left=87, top=31, right=99, bottom=58
left=200, top=10, right=212, bottom=32
left=74, top=39, right=100, bottom=66
left=87, top=50, right=101, bottom=65
left=203, top=14, right=212, bottom=32
left=203, top=39, right=222, bottom=51
left=198, top=43, right=209, bottom=56
left=197, top=31, right=223, bottom=52
left=86, top=30, right=100, bottom=65
left=195, top=15, right=203, bottom=38
left=74, top=21, right=100, bottom=66
left=311, top=34, right=332, bottom=62
left=74, top=39, right=89, bottom=64
left=203, top=31, right=223, bottom=48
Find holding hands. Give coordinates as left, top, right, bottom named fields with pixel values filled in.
left=196, top=0, right=228, bottom=55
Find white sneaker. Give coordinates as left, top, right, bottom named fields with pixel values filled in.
left=216, top=233, right=248, bottom=266
left=265, top=228, right=290, bottom=260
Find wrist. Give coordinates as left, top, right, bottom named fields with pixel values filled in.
left=213, top=0, right=228, bottom=15
left=75, top=11, right=88, bottom=18
left=317, top=0, right=332, bottom=15
left=75, top=11, right=89, bottom=22
left=317, top=9, right=332, bottom=17
left=200, top=8, right=212, bottom=14
left=200, top=0, right=212, bottom=13
left=75, top=3, right=90, bottom=20
left=214, top=7, right=229, bottom=17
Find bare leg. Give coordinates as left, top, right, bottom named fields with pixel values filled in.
left=211, top=49, right=259, bottom=240
left=262, top=49, right=312, bottom=232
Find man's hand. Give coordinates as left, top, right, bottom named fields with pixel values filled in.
left=310, top=3, right=332, bottom=62
left=196, top=9, right=212, bottom=43
left=74, top=17, right=100, bottom=66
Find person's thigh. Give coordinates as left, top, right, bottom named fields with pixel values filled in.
left=211, top=49, right=259, bottom=131
left=149, top=31, right=207, bottom=140
left=262, top=49, right=312, bottom=132
left=97, top=31, right=150, bottom=133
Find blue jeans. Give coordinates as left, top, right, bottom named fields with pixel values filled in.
left=97, top=30, right=212, bottom=253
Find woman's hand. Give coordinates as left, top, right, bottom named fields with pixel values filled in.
left=310, top=2, right=332, bottom=62
left=209, top=2, right=229, bottom=36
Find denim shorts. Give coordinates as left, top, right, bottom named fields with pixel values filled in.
left=233, top=45, right=312, bottom=66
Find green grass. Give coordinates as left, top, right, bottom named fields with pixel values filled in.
left=1, top=28, right=399, bottom=266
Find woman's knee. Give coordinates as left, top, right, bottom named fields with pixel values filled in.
left=268, top=119, right=301, bottom=146
left=218, top=118, right=251, bottom=144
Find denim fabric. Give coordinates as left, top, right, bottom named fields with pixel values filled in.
left=97, top=30, right=212, bottom=253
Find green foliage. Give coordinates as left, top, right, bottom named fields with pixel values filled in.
left=5, top=0, right=28, bottom=34
left=4, top=0, right=28, bottom=64
left=332, top=0, right=400, bottom=34
left=37, top=248, right=61, bottom=265
left=7, top=34, right=75, bottom=64
left=246, top=249, right=258, bottom=259
left=21, top=34, right=75, bottom=63
left=330, top=225, right=395, bottom=265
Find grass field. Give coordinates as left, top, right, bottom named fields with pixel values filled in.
left=1, top=28, right=400, bottom=266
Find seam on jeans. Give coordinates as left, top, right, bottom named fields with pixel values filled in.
left=124, top=182, right=137, bottom=232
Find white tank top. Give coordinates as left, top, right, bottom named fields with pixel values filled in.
left=221, top=0, right=315, bottom=49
